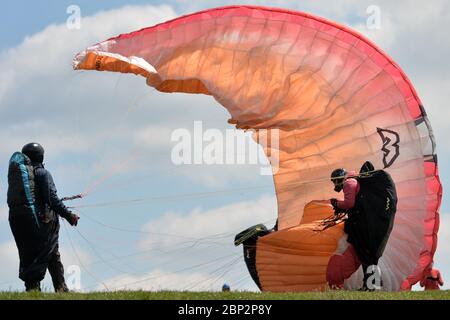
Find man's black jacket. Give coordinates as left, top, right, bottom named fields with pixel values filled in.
left=33, top=163, right=72, bottom=223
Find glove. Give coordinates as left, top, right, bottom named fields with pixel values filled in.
left=71, top=213, right=80, bottom=226
left=330, top=198, right=345, bottom=215
left=330, top=198, right=338, bottom=209
left=65, top=212, right=80, bottom=226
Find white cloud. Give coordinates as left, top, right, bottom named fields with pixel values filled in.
left=134, top=125, right=176, bottom=150
left=0, top=240, right=18, bottom=268
left=0, top=120, right=90, bottom=158
left=59, top=245, right=94, bottom=272
left=0, top=237, right=93, bottom=292
left=140, top=195, right=276, bottom=249
left=95, top=196, right=277, bottom=292
left=0, top=4, right=178, bottom=159
left=0, top=240, right=22, bottom=291
left=0, top=5, right=177, bottom=94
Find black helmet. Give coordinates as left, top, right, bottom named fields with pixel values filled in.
left=22, top=143, right=44, bottom=163
left=330, top=168, right=347, bottom=181
left=330, top=168, right=347, bottom=192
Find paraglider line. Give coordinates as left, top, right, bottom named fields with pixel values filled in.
left=62, top=221, right=110, bottom=291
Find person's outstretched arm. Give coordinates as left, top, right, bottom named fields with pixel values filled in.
left=35, top=168, right=79, bottom=226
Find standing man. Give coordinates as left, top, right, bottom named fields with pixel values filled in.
left=8, top=143, right=80, bottom=292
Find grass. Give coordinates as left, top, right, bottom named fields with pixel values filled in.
left=0, top=290, right=449, bottom=300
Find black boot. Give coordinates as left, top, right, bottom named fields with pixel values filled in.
left=25, top=281, right=41, bottom=292
left=55, top=284, right=70, bottom=293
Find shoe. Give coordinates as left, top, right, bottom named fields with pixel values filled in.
left=55, top=286, right=70, bottom=293
left=25, top=282, right=41, bottom=292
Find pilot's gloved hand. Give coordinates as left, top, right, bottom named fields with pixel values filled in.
left=330, top=198, right=345, bottom=215
left=65, top=212, right=80, bottom=226
left=330, top=198, right=338, bottom=210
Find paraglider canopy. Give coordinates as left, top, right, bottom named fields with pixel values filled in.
left=73, top=5, right=442, bottom=291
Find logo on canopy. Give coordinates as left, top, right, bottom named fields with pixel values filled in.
left=377, top=128, right=400, bottom=168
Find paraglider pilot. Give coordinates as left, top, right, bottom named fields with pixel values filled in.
left=326, top=162, right=397, bottom=291
left=8, top=143, right=80, bottom=292
left=327, top=168, right=366, bottom=289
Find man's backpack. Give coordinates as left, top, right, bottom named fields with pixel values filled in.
left=7, top=152, right=40, bottom=227
left=346, top=161, right=398, bottom=265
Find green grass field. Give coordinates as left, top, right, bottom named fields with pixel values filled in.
left=0, top=290, right=449, bottom=300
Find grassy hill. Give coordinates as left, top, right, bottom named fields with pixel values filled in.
left=0, top=290, right=449, bottom=300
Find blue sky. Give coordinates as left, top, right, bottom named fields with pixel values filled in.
left=1, top=1, right=164, bottom=49
left=0, top=0, right=449, bottom=292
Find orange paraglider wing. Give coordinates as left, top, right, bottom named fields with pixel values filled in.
left=74, top=5, right=442, bottom=291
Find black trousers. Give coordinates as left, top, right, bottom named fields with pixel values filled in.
left=47, top=247, right=68, bottom=292
left=9, top=213, right=68, bottom=292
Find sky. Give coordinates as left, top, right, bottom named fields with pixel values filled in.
left=0, top=0, right=449, bottom=292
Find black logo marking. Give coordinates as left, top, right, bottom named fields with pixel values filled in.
left=377, top=128, right=400, bottom=168
left=95, top=56, right=103, bottom=71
